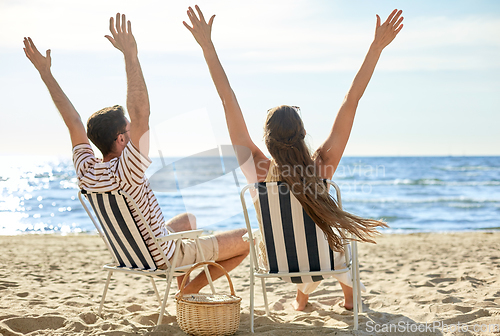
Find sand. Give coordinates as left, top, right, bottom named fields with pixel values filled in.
left=0, top=232, right=499, bottom=335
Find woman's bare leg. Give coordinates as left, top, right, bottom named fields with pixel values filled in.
left=292, top=289, right=309, bottom=311
left=340, top=282, right=353, bottom=310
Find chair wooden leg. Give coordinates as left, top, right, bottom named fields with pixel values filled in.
left=202, top=264, right=216, bottom=294
left=354, top=243, right=363, bottom=314
left=261, top=278, right=270, bottom=316
left=357, top=284, right=363, bottom=314
left=250, top=270, right=255, bottom=333
left=352, top=245, right=359, bottom=330
left=195, top=238, right=216, bottom=294
left=157, top=266, right=177, bottom=325
left=157, top=238, right=184, bottom=325
left=352, top=267, right=359, bottom=330
left=150, top=278, right=161, bottom=306
left=99, top=271, right=113, bottom=315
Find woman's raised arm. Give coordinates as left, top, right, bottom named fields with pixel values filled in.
left=184, top=6, right=269, bottom=181
left=315, top=9, right=404, bottom=178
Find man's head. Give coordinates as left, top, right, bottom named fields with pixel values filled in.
left=87, top=105, right=129, bottom=157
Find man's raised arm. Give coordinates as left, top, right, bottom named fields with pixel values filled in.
left=23, top=37, right=89, bottom=148
left=105, top=13, right=150, bottom=157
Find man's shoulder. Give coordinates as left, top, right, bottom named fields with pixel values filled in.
left=72, top=143, right=93, bottom=153
left=123, top=142, right=152, bottom=164
left=117, top=142, right=152, bottom=177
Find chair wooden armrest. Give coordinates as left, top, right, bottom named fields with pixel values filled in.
left=156, top=229, right=205, bottom=243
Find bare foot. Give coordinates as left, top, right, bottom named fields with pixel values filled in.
left=291, top=290, right=309, bottom=311
left=339, top=282, right=353, bottom=310
left=340, top=301, right=353, bottom=311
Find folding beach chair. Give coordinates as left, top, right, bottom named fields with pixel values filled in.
left=240, top=180, right=362, bottom=332
left=78, top=189, right=215, bottom=325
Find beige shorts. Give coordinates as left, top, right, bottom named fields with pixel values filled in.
left=170, top=235, right=219, bottom=268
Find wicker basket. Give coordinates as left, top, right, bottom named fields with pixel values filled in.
left=176, top=261, right=242, bottom=336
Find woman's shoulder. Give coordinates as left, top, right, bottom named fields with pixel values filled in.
left=312, top=154, right=335, bottom=180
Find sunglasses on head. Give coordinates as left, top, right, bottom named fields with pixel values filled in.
left=267, top=105, right=301, bottom=116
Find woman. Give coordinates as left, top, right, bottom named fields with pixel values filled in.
left=184, top=6, right=403, bottom=311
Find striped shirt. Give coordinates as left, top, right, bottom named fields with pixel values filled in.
left=73, top=142, right=174, bottom=267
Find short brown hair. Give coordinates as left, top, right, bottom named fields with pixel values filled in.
left=87, top=105, right=127, bottom=156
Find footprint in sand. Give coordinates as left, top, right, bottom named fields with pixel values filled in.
left=126, top=304, right=143, bottom=312
left=79, top=312, right=98, bottom=325
left=64, top=300, right=92, bottom=308
left=413, top=280, right=436, bottom=288
left=441, top=296, right=462, bottom=304
left=273, top=298, right=287, bottom=311
left=0, top=280, right=19, bottom=290
left=3, top=316, right=66, bottom=334
left=429, top=277, right=456, bottom=286
left=425, top=273, right=441, bottom=278
left=66, top=321, right=90, bottom=332
left=134, top=313, right=175, bottom=326
left=437, top=288, right=455, bottom=294
left=292, top=314, right=323, bottom=324
left=438, top=308, right=491, bottom=325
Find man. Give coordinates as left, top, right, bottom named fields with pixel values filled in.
left=23, top=13, right=248, bottom=294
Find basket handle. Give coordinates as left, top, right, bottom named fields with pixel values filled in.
left=177, top=261, right=236, bottom=298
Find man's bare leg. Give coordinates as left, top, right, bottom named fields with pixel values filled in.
left=165, top=213, right=197, bottom=288
left=181, top=228, right=249, bottom=294
left=165, top=212, right=197, bottom=232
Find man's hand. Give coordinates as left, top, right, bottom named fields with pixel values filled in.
left=373, top=9, right=404, bottom=51
left=183, top=5, right=216, bottom=50
left=106, top=13, right=150, bottom=157
left=23, top=37, right=51, bottom=75
left=22, top=37, right=88, bottom=147
left=105, top=13, right=138, bottom=57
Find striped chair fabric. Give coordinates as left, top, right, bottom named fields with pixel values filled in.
left=241, top=179, right=362, bottom=332
left=256, top=181, right=344, bottom=283
left=78, top=189, right=216, bottom=326
left=82, top=190, right=157, bottom=270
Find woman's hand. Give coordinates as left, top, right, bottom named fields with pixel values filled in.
left=23, top=37, right=51, bottom=75
left=316, top=9, right=404, bottom=176
left=183, top=5, right=215, bottom=50
left=373, top=9, right=404, bottom=51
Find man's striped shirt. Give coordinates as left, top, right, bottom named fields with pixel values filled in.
left=73, top=142, right=174, bottom=267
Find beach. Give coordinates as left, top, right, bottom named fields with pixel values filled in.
left=0, top=232, right=499, bottom=335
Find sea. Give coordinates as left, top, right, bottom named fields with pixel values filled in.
left=0, top=155, right=499, bottom=235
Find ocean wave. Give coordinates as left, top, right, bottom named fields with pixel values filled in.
left=448, top=203, right=486, bottom=209
left=435, top=165, right=500, bottom=172
left=336, top=179, right=500, bottom=186
left=344, top=196, right=500, bottom=204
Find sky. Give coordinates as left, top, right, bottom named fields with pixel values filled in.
left=1, top=0, right=499, bottom=158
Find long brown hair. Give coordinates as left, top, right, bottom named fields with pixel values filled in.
left=264, top=105, right=388, bottom=252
